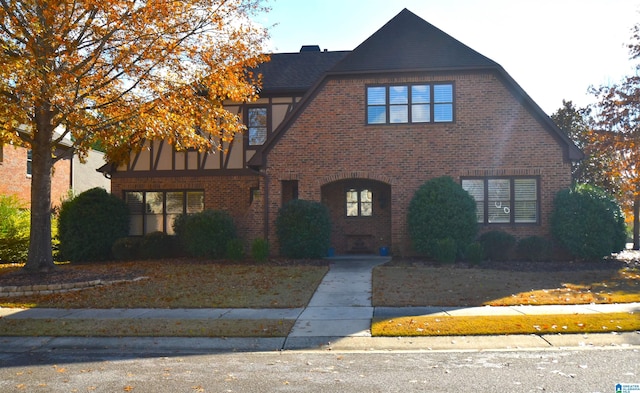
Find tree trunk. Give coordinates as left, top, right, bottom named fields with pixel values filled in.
left=634, top=194, right=639, bottom=250
left=24, top=120, right=56, bottom=272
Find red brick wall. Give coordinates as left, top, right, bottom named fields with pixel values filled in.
left=0, top=144, right=70, bottom=208
left=110, top=173, right=262, bottom=245
left=264, top=71, right=573, bottom=256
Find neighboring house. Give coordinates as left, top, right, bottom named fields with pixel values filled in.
left=0, top=142, right=110, bottom=208
left=106, top=9, right=582, bottom=256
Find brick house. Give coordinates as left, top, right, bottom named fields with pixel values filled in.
left=107, top=9, right=582, bottom=256
left=0, top=141, right=110, bottom=209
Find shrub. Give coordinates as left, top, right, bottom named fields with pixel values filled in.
left=407, top=176, right=478, bottom=258
left=551, top=184, right=626, bottom=260
left=111, top=237, right=141, bottom=260
left=173, top=209, right=236, bottom=258
left=0, top=195, right=30, bottom=263
left=57, top=188, right=129, bottom=262
left=432, top=238, right=457, bottom=264
left=226, top=238, right=245, bottom=260
left=516, top=236, right=551, bottom=262
left=251, top=237, right=269, bottom=262
left=465, top=242, right=485, bottom=265
left=276, top=199, right=331, bottom=258
left=139, top=231, right=175, bottom=260
left=478, top=230, right=516, bottom=261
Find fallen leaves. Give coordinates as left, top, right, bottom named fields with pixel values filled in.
left=1, top=261, right=328, bottom=309
left=373, top=264, right=640, bottom=307
left=0, top=318, right=295, bottom=337
left=372, top=312, right=640, bottom=336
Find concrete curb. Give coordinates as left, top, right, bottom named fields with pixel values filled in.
left=1, top=332, right=638, bottom=354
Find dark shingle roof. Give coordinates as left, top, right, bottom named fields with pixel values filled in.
left=256, top=50, right=349, bottom=94
left=248, top=8, right=583, bottom=164
left=330, top=8, right=499, bottom=73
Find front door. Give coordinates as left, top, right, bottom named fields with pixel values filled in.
left=321, top=179, right=391, bottom=254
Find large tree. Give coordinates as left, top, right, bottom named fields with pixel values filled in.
left=551, top=100, right=620, bottom=194
left=0, top=0, right=269, bottom=271
left=589, top=22, right=640, bottom=249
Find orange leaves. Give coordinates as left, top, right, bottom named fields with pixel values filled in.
left=0, top=0, right=270, bottom=164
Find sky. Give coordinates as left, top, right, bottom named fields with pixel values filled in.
left=255, top=0, right=640, bottom=115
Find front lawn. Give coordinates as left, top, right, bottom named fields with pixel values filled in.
left=372, top=260, right=640, bottom=307
left=0, top=260, right=329, bottom=309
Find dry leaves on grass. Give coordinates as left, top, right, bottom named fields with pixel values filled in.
left=0, top=260, right=329, bottom=309
left=0, top=318, right=294, bottom=337
left=372, top=263, right=640, bottom=307
left=372, top=312, right=640, bottom=336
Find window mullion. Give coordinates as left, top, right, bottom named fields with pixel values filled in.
left=407, top=84, right=412, bottom=121
left=483, top=179, right=489, bottom=224
left=163, top=192, right=168, bottom=234
left=386, top=86, right=390, bottom=124
left=510, top=179, right=515, bottom=224
left=430, top=85, right=435, bottom=125
left=142, top=192, right=147, bottom=235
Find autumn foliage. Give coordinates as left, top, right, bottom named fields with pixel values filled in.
left=588, top=22, right=640, bottom=248
left=0, top=0, right=270, bottom=271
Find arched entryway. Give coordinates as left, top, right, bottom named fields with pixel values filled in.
left=321, top=179, right=391, bottom=255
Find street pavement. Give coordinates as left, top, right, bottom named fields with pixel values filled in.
left=0, top=255, right=639, bottom=353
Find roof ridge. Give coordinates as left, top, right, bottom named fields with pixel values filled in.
left=330, top=8, right=499, bottom=73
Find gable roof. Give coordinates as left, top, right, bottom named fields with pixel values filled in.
left=248, top=9, right=583, bottom=166
left=329, top=8, right=499, bottom=74
left=256, top=50, right=349, bottom=94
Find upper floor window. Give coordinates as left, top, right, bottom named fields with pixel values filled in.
left=247, top=107, right=268, bottom=146
left=346, top=188, right=372, bottom=217
left=367, top=83, right=453, bottom=124
left=462, top=177, right=538, bottom=224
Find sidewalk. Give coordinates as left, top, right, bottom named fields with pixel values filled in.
left=0, top=256, right=639, bottom=353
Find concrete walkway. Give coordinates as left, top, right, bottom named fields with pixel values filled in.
left=284, top=256, right=389, bottom=348
left=0, top=256, right=639, bottom=353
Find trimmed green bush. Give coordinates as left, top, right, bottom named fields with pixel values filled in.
left=139, top=231, right=175, bottom=259
left=516, top=236, right=551, bottom=262
left=276, top=199, right=331, bottom=259
left=408, top=176, right=478, bottom=259
left=0, top=195, right=30, bottom=263
left=551, top=184, right=626, bottom=260
left=173, top=209, right=236, bottom=258
left=465, top=242, right=485, bottom=265
left=251, top=237, right=269, bottom=262
left=226, top=238, right=245, bottom=260
left=58, top=188, right=129, bottom=262
left=433, top=238, right=457, bottom=264
left=478, top=230, right=516, bottom=261
left=111, top=237, right=141, bottom=260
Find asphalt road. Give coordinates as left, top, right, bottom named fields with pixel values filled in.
left=0, top=347, right=637, bottom=392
